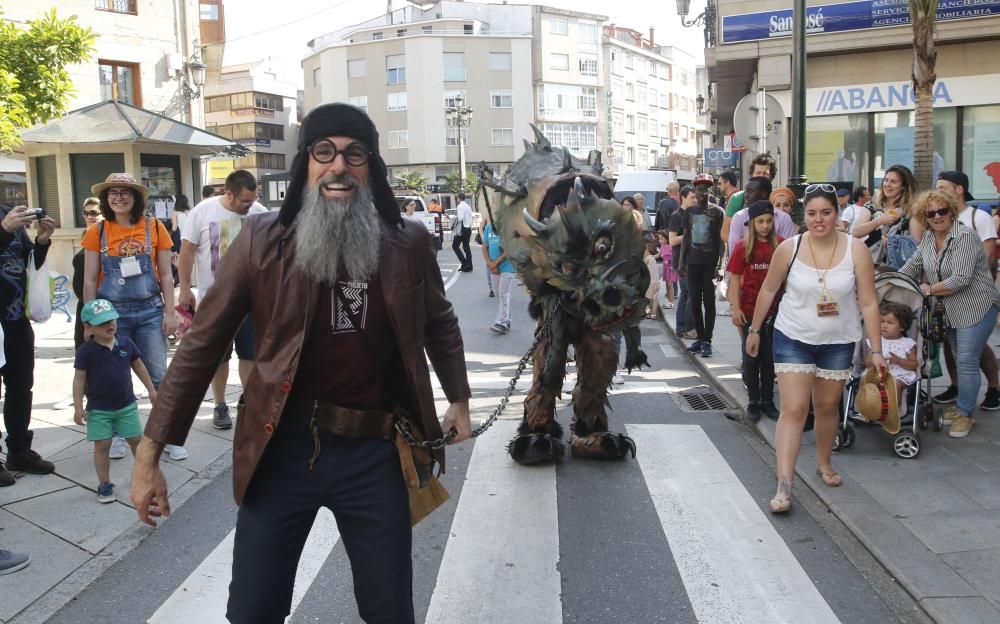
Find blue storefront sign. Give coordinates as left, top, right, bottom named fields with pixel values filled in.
left=722, top=0, right=1000, bottom=44
left=704, top=147, right=740, bottom=169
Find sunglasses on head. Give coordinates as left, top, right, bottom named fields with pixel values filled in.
left=926, top=207, right=950, bottom=219
left=805, top=183, right=837, bottom=194
left=83, top=210, right=101, bottom=217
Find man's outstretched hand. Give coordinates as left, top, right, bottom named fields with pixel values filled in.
left=131, top=437, right=171, bottom=526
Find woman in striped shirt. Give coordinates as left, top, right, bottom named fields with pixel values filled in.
left=899, top=190, right=1000, bottom=438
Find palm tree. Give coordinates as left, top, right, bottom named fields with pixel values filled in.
left=443, top=170, right=477, bottom=195
left=910, top=0, right=939, bottom=191
left=394, top=170, right=428, bottom=196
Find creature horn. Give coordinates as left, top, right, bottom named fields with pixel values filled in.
left=529, top=123, right=551, bottom=151
left=561, top=149, right=574, bottom=173
left=522, top=208, right=548, bottom=235
left=599, top=259, right=628, bottom=281
left=574, top=176, right=586, bottom=200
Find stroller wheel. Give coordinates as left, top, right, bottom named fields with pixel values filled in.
left=893, top=432, right=921, bottom=459
left=842, top=424, right=856, bottom=449
left=917, top=404, right=931, bottom=430
left=932, top=411, right=944, bottom=432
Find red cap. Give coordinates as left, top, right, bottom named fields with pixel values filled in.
left=693, top=173, right=714, bottom=186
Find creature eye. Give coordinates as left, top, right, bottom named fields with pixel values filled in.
left=593, top=235, right=612, bottom=257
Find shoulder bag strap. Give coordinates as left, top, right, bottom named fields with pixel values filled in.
left=773, top=235, right=803, bottom=312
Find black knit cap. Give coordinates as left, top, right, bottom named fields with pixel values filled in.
left=748, top=200, right=774, bottom=221
left=279, top=103, right=402, bottom=228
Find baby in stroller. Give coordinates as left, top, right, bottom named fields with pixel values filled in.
left=864, top=300, right=919, bottom=401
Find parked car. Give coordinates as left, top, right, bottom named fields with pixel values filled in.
left=612, top=170, right=679, bottom=219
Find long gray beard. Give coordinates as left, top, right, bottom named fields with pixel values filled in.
left=294, top=183, right=382, bottom=284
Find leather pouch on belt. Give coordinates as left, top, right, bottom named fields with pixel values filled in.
left=393, top=418, right=449, bottom=527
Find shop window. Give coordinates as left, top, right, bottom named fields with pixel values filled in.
left=804, top=113, right=870, bottom=185
left=962, top=105, right=1000, bottom=203
left=873, top=108, right=955, bottom=188
left=99, top=60, right=141, bottom=106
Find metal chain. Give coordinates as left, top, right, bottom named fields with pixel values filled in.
left=395, top=312, right=555, bottom=450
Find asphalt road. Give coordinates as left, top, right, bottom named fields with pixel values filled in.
left=48, top=249, right=922, bottom=624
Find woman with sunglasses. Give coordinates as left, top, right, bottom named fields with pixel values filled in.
left=746, top=184, right=886, bottom=514
left=851, top=164, right=921, bottom=265
left=72, top=198, right=103, bottom=350
left=898, top=190, right=1000, bottom=439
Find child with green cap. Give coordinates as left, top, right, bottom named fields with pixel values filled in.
left=73, top=299, right=157, bottom=503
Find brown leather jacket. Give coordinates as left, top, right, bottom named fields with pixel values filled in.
left=144, top=212, right=470, bottom=504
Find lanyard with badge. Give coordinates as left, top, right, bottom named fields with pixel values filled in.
left=808, top=234, right=840, bottom=317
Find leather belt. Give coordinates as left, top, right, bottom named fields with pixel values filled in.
left=285, top=398, right=396, bottom=440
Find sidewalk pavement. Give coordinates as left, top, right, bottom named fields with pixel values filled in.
left=655, top=290, right=1000, bottom=624
left=0, top=318, right=239, bottom=624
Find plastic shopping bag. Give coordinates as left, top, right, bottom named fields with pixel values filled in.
left=25, top=250, right=53, bottom=322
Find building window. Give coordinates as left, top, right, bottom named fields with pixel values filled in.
left=625, top=82, right=634, bottom=101
left=550, top=53, right=569, bottom=71
left=348, top=95, right=368, bottom=112
left=95, top=0, right=137, bottom=15
left=212, top=123, right=285, bottom=141
left=660, top=93, right=670, bottom=109
left=672, top=123, right=680, bottom=137
left=577, top=88, right=596, bottom=117
left=388, top=130, right=408, bottom=149
left=549, top=18, right=568, bottom=34
left=612, top=112, right=624, bottom=142
left=445, top=123, right=468, bottom=147
left=660, top=123, right=669, bottom=137
left=443, top=90, right=466, bottom=109
left=626, top=114, right=635, bottom=134
left=387, top=91, right=407, bottom=112
left=962, top=105, right=1000, bottom=200
left=650, top=62, right=659, bottom=78
left=199, top=3, right=218, bottom=20
left=443, top=53, right=466, bottom=81
left=577, top=22, right=597, bottom=44
left=347, top=59, right=367, bottom=78
left=624, top=51, right=633, bottom=69
left=422, top=25, right=432, bottom=34
left=312, top=67, right=321, bottom=87
left=492, top=128, right=514, bottom=146
left=490, top=90, right=512, bottom=108
left=435, top=165, right=456, bottom=181
left=540, top=123, right=596, bottom=157
left=626, top=147, right=635, bottom=166
left=99, top=60, right=141, bottom=106
left=649, top=88, right=658, bottom=108
left=397, top=29, right=407, bottom=37
left=578, top=54, right=598, bottom=78
left=463, top=24, right=473, bottom=34
left=637, top=86, right=647, bottom=108
left=637, top=117, right=647, bottom=141
left=235, top=152, right=286, bottom=170
left=489, top=52, right=512, bottom=71
left=650, top=122, right=658, bottom=138
left=373, top=32, right=384, bottom=40
left=386, top=55, right=405, bottom=84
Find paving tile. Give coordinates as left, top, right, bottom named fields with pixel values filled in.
left=940, top=438, right=1000, bottom=472
left=921, top=596, right=1000, bottom=624
left=0, top=509, right=90, bottom=622
left=901, top=510, right=1000, bottom=554
left=941, top=548, right=1000, bottom=610
left=158, top=427, right=231, bottom=473
left=831, top=502, right=977, bottom=600
left=52, top=450, right=195, bottom=507
left=828, top=441, right=975, bottom=484
left=5, top=487, right=139, bottom=555
left=46, top=438, right=94, bottom=463
left=859, top=477, right=983, bottom=518
left=949, top=473, right=1000, bottom=511
left=0, top=473, right=75, bottom=507
left=23, top=422, right=85, bottom=461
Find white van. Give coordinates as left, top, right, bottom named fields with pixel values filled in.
left=612, top=170, right=678, bottom=219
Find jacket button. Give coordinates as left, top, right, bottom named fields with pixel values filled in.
left=280, top=380, right=292, bottom=392
left=264, top=423, right=274, bottom=434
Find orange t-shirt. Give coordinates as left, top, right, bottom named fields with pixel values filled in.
left=81, top=217, right=173, bottom=284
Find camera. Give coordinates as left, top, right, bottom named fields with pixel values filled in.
left=30, top=208, right=46, bottom=219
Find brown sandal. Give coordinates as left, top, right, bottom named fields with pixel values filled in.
left=769, top=494, right=791, bottom=514
left=816, top=468, right=842, bottom=487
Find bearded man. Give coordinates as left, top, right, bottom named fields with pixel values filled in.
left=131, top=103, right=472, bottom=623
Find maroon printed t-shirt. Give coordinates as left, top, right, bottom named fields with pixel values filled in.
left=726, top=238, right=783, bottom=320
left=296, top=276, right=405, bottom=409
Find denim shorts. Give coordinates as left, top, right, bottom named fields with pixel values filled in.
left=772, top=328, right=854, bottom=381
left=225, top=315, right=256, bottom=362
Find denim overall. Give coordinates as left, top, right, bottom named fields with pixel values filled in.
left=98, top=220, right=167, bottom=386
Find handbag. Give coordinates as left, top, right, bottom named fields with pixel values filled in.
left=26, top=250, right=53, bottom=322
left=451, top=216, right=464, bottom=237
left=333, top=285, right=450, bottom=526
left=925, top=239, right=953, bottom=344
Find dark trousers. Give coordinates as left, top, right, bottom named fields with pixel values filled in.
left=452, top=228, right=472, bottom=269
left=675, top=279, right=693, bottom=334
left=741, top=321, right=775, bottom=405
left=1, top=319, right=35, bottom=454
left=227, top=422, right=413, bottom=624
left=686, top=264, right=717, bottom=342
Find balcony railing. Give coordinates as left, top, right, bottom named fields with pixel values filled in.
left=95, top=0, right=137, bottom=15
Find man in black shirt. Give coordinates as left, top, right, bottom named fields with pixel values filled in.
left=668, top=186, right=697, bottom=338
left=677, top=174, right=724, bottom=358
left=654, top=181, right=680, bottom=233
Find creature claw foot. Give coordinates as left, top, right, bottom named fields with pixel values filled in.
left=570, top=432, right=636, bottom=460
left=507, top=433, right=566, bottom=465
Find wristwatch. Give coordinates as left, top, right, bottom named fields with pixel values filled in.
left=748, top=327, right=761, bottom=335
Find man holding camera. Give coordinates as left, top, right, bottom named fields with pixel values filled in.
left=0, top=205, right=58, bottom=485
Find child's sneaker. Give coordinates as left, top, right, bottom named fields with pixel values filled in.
left=165, top=445, right=188, bottom=461
left=97, top=482, right=115, bottom=504
left=109, top=436, right=128, bottom=460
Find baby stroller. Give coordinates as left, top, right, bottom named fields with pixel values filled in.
left=835, top=271, right=936, bottom=459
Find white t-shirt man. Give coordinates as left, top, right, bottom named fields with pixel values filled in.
left=957, top=204, right=996, bottom=243
left=456, top=199, right=473, bottom=229
left=840, top=203, right=870, bottom=235
left=181, top=196, right=267, bottom=296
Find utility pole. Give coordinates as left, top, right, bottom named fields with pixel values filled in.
left=789, top=0, right=808, bottom=226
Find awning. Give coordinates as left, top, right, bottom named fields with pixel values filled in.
left=19, top=100, right=249, bottom=157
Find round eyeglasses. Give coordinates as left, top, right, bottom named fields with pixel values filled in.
left=308, top=139, right=371, bottom=166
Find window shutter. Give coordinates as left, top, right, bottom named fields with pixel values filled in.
left=69, top=153, right=125, bottom=227
left=33, top=156, right=62, bottom=228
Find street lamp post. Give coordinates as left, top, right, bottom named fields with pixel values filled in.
left=445, top=94, right=474, bottom=187
left=788, top=0, right=809, bottom=226
left=177, top=47, right=207, bottom=124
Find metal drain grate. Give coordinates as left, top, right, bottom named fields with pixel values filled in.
left=673, top=386, right=731, bottom=412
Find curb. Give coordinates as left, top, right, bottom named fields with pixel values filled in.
left=8, top=451, right=234, bottom=624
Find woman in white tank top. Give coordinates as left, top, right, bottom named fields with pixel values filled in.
left=745, top=186, right=887, bottom=514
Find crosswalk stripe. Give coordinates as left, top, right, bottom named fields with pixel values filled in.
left=147, top=508, right=340, bottom=623
left=628, top=424, right=841, bottom=624
left=424, top=419, right=562, bottom=623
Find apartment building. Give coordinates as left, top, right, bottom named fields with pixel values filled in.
left=204, top=59, right=299, bottom=188
left=303, top=2, right=536, bottom=197
left=705, top=0, right=1000, bottom=200
left=602, top=25, right=703, bottom=179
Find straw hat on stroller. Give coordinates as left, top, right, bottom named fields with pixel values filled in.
left=855, top=368, right=901, bottom=434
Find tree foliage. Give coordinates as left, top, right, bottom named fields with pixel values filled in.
left=0, top=9, right=96, bottom=152
left=909, top=0, right=939, bottom=190
left=394, top=170, right=428, bottom=196
left=443, top=170, right=478, bottom=195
